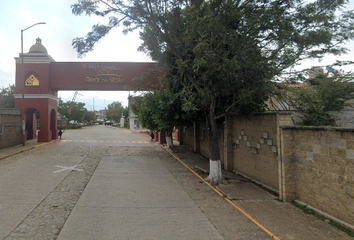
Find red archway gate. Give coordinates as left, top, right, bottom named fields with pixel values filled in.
left=14, top=38, right=158, bottom=143
left=50, top=62, right=157, bottom=91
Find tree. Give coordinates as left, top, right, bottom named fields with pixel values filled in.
left=58, top=98, right=87, bottom=122
left=0, top=84, right=15, bottom=108
left=130, top=90, right=193, bottom=148
left=84, top=111, right=97, bottom=123
left=287, top=71, right=354, bottom=126
left=71, top=0, right=354, bottom=184
left=57, top=98, right=68, bottom=117
left=129, top=95, right=158, bottom=131
left=106, top=101, right=127, bottom=123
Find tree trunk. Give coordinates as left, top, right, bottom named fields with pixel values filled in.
left=165, top=130, right=174, bottom=149
left=205, top=98, right=223, bottom=184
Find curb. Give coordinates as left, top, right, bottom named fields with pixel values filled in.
left=160, top=145, right=280, bottom=240
left=0, top=139, right=58, bottom=161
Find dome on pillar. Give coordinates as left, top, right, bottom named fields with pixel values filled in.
left=29, top=38, right=48, bottom=54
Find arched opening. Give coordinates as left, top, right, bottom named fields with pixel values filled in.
left=14, top=38, right=158, bottom=143
left=24, top=108, right=39, bottom=140
left=50, top=109, right=57, bottom=140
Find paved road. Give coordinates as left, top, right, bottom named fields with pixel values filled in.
left=1, top=125, right=352, bottom=240
left=1, top=125, right=271, bottom=240
left=57, top=125, right=152, bottom=146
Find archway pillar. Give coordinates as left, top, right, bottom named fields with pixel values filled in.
left=158, top=131, right=166, bottom=144
left=37, top=98, right=58, bottom=142
left=38, top=107, right=51, bottom=142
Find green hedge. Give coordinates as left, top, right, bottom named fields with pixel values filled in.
left=65, top=124, right=82, bottom=129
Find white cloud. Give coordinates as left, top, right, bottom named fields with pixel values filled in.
left=49, top=15, right=65, bottom=26
left=0, top=27, right=16, bottom=74
left=1, top=0, right=354, bottom=108
left=16, top=8, right=39, bottom=25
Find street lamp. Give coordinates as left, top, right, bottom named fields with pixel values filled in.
left=92, top=96, right=98, bottom=111
left=21, top=22, right=46, bottom=64
left=21, top=22, right=46, bottom=145
left=84, top=94, right=98, bottom=111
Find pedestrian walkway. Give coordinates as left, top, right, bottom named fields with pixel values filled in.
left=61, top=139, right=150, bottom=143
left=165, top=146, right=353, bottom=240
left=0, top=139, right=51, bottom=160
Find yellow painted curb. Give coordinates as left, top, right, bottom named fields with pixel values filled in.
left=0, top=139, right=58, bottom=161
left=161, top=145, right=280, bottom=240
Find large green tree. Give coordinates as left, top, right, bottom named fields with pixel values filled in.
left=58, top=98, right=87, bottom=122
left=84, top=111, right=97, bottom=123
left=0, top=84, right=15, bottom=108
left=130, top=90, right=193, bottom=148
left=71, top=0, right=354, bottom=183
left=106, top=101, right=127, bottom=123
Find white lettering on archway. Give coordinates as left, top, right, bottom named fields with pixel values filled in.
left=83, top=64, right=122, bottom=74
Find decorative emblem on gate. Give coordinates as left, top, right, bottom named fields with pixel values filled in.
left=25, top=74, right=40, bottom=86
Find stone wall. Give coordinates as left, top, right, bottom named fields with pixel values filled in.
left=182, top=113, right=293, bottom=190
left=0, top=109, right=22, bottom=149
left=182, top=122, right=224, bottom=161
left=181, top=125, right=197, bottom=152
left=231, top=114, right=291, bottom=191
left=281, top=126, right=354, bottom=227
left=181, top=113, right=354, bottom=227
left=194, top=122, right=224, bottom=162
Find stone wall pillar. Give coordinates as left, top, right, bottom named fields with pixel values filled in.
left=158, top=131, right=166, bottom=144
left=154, top=131, right=159, bottom=142
left=279, top=127, right=297, bottom=201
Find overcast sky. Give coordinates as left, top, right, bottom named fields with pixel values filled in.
left=1, top=0, right=354, bottom=109
left=0, top=0, right=152, bottom=109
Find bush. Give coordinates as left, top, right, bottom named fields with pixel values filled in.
left=287, top=72, right=354, bottom=126
left=66, top=124, right=82, bottom=129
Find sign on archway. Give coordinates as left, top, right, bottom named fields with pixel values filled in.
left=50, top=62, right=159, bottom=91
left=14, top=38, right=159, bottom=142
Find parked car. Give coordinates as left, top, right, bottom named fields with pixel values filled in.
left=105, top=121, right=113, bottom=126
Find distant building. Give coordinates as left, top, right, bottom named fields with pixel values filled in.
left=128, top=96, right=145, bottom=132
left=96, top=109, right=106, bottom=121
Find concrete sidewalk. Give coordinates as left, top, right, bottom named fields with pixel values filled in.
left=0, top=139, right=50, bottom=160
left=166, top=145, right=353, bottom=240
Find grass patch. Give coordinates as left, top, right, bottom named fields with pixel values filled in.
left=292, top=201, right=354, bottom=238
